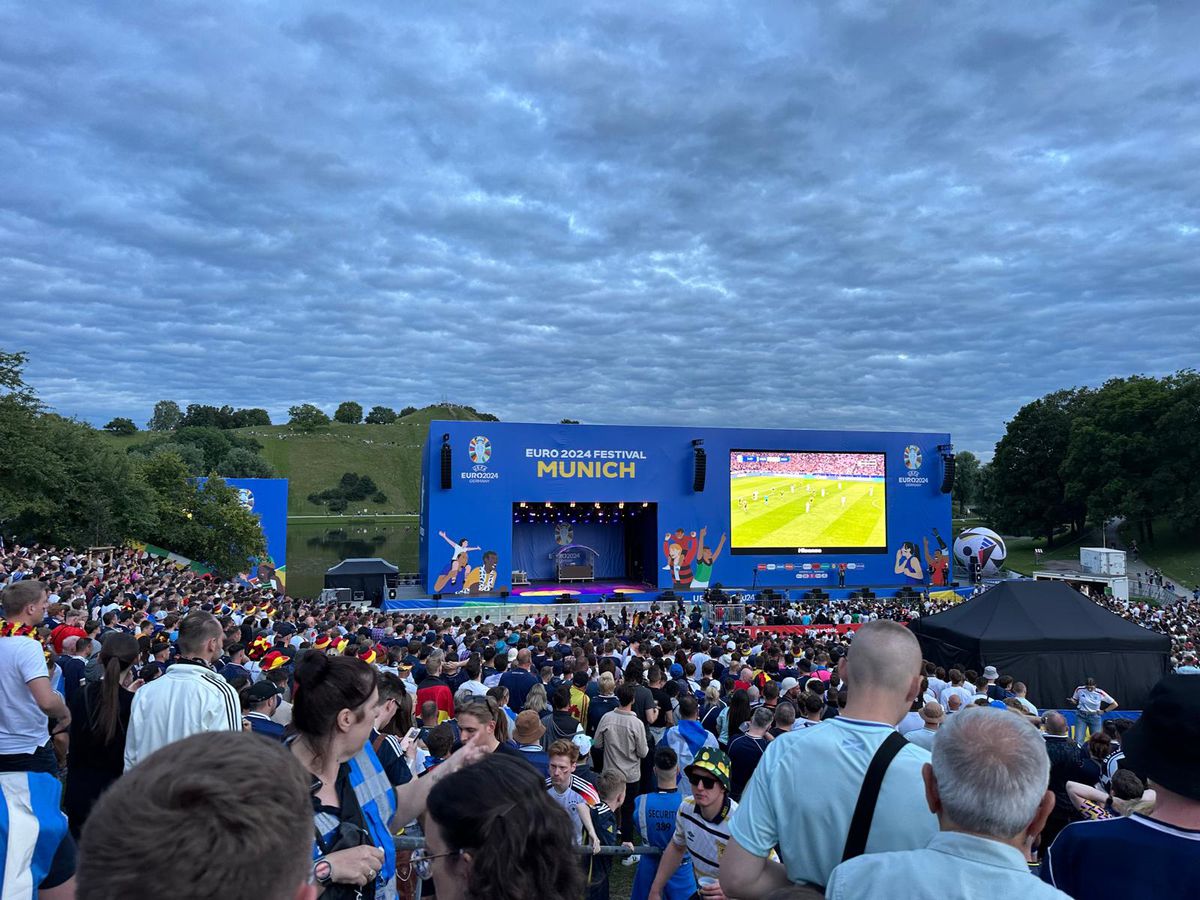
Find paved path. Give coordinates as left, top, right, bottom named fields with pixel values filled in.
left=1105, top=519, right=1185, bottom=603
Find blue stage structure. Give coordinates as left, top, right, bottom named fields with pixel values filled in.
left=414, top=421, right=956, bottom=605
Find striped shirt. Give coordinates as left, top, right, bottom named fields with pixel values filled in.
left=545, top=774, right=599, bottom=844
left=671, top=795, right=737, bottom=883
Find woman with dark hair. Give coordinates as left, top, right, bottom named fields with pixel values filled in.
left=64, top=632, right=142, bottom=837
left=717, top=688, right=751, bottom=750
left=289, top=651, right=487, bottom=897
left=419, top=754, right=584, bottom=900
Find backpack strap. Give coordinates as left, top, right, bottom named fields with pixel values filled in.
left=841, top=731, right=908, bottom=863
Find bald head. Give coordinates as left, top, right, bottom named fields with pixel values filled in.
left=844, top=621, right=922, bottom=693
left=1044, top=711, right=1068, bottom=736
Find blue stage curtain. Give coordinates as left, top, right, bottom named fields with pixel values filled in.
left=511, top=523, right=626, bottom=580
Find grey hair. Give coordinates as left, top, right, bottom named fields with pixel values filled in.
left=932, top=707, right=1049, bottom=838
left=751, top=706, right=775, bottom=729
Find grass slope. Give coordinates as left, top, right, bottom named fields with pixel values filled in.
left=1119, top=518, right=1200, bottom=589
left=102, top=405, right=487, bottom=517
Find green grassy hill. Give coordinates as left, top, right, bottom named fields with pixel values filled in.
left=102, top=405, right=489, bottom=516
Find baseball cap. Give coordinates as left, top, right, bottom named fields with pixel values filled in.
left=669, top=663, right=684, bottom=678
left=244, top=681, right=282, bottom=703
left=685, top=747, right=732, bottom=791
left=572, top=734, right=593, bottom=757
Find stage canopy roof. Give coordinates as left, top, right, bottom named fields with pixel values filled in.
left=908, top=580, right=1170, bottom=709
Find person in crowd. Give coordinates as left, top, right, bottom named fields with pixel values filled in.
left=795, top=691, right=824, bottom=728
left=422, top=753, right=585, bottom=900
left=545, top=738, right=602, bottom=852
left=543, top=685, right=583, bottom=745
left=371, top=671, right=418, bottom=785
left=717, top=688, right=751, bottom=750
left=456, top=695, right=529, bottom=765
left=633, top=746, right=696, bottom=900
left=56, top=635, right=92, bottom=705
left=937, top=669, right=973, bottom=710
left=242, top=680, right=287, bottom=741
left=722, top=621, right=938, bottom=895
left=663, top=694, right=718, bottom=797
left=649, top=748, right=737, bottom=900
left=825, top=707, right=1068, bottom=899
left=569, top=669, right=592, bottom=724
left=523, top=681, right=549, bottom=715
left=588, top=671, right=620, bottom=737
left=1041, top=710, right=1100, bottom=849
left=424, top=722, right=456, bottom=770
left=0, top=579, right=76, bottom=898
left=77, top=731, right=315, bottom=900
left=499, top=647, right=540, bottom=711
left=1043, top=675, right=1200, bottom=898
left=64, top=632, right=141, bottom=837
left=289, top=650, right=486, bottom=897
left=905, top=701, right=944, bottom=751
left=416, top=648, right=455, bottom=722
left=512, top=709, right=551, bottom=775
left=728, top=707, right=773, bottom=801
left=588, top=771, right=628, bottom=900
left=700, top=682, right=726, bottom=739
left=1066, top=677, right=1117, bottom=746
left=124, top=610, right=241, bottom=769
left=593, top=682, right=650, bottom=841
left=1012, top=682, right=1039, bottom=715
left=769, top=701, right=796, bottom=736
left=1066, top=768, right=1155, bottom=820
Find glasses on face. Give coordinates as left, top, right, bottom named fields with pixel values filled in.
left=687, top=773, right=719, bottom=790
left=408, top=847, right=461, bottom=880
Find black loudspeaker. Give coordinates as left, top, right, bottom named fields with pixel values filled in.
left=440, top=442, right=453, bottom=489
left=940, top=454, right=956, bottom=494
left=692, top=446, right=707, bottom=492
left=559, top=593, right=571, bottom=603
left=387, top=588, right=397, bottom=600
left=432, top=593, right=442, bottom=601
left=499, top=589, right=510, bottom=599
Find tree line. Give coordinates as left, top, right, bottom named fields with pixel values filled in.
left=106, top=399, right=501, bottom=435
left=0, top=350, right=265, bottom=574
left=981, top=371, right=1199, bottom=546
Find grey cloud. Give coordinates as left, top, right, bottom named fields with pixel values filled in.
left=1, top=1, right=1199, bottom=454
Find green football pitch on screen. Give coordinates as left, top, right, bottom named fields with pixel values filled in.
left=730, top=475, right=886, bottom=550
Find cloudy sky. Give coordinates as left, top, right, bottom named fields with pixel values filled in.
left=2, top=1, right=1198, bottom=456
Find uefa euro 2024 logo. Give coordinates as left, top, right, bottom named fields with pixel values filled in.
left=236, top=488, right=255, bottom=510
left=469, top=436, right=492, bottom=465
left=903, top=445, right=923, bottom=470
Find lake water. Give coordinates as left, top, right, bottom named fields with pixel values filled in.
left=285, top=520, right=420, bottom=599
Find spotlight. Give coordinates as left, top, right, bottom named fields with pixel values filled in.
left=545, top=501, right=552, bottom=508
left=618, top=501, right=625, bottom=509
left=642, top=502, right=648, bottom=508
left=570, top=501, right=576, bottom=508
left=594, top=502, right=601, bottom=509
left=520, top=501, right=527, bottom=508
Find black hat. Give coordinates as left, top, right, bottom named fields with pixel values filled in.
left=244, top=681, right=283, bottom=704
left=1122, top=675, right=1200, bottom=801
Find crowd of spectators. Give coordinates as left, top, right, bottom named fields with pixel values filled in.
left=1, top=538, right=1198, bottom=899
left=730, top=452, right=886, bottom=481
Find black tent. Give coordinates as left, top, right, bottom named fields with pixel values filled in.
left=909, top=580, right=1170, bottom=710
left=324, top=557, right=398, bottom=606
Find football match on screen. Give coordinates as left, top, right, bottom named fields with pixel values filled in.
left=729, top=451, right=887, bottom=554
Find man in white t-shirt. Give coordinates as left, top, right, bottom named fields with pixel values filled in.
left=721, top=621, right=938, bottom=896
left=0, top=579, right=76, bottom=895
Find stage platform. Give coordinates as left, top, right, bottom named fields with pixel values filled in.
left=510, top=580, right=652, bottom=598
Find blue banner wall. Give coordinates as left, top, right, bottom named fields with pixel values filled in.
left=511, top=522, right=626, bottom=581
left=420, top=422, right=952, bottom=595
left=199, top=477, right=289, bottom=589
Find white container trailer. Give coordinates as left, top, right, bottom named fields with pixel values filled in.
left=1080, top=547, right=1126, bottom=576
